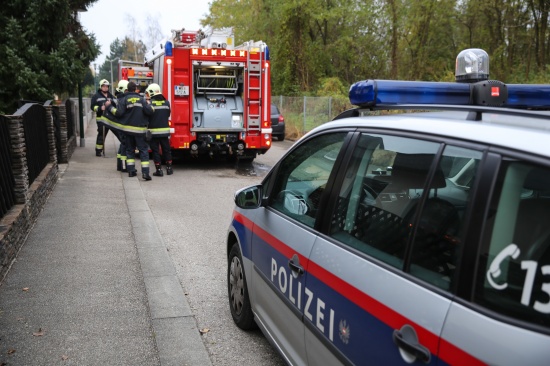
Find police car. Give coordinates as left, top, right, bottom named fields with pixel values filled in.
left=226, top=49, right=550, bottom=365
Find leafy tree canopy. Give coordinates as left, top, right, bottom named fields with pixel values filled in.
left=203, top=0, right=550, bottom=98
left=0, top=0, right=100, bottom=113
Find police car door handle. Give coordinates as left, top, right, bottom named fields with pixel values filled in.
left=288, top=254, right=304, bottom=275
left=392, top=328, right=431, bottom=363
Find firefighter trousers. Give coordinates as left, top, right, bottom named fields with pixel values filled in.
left=117, top=134, right=127, bottom=171
left=150, top=137, right=172, bottom=165
left=95, top=124, right=110, bottom=154
left=96, top=123, right=124, bottom=152
left=125, top=134, right=150, bottom=174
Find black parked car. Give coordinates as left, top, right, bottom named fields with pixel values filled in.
left=270, top=104, right=285, bottom=141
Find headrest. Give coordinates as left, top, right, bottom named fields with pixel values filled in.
left=391, top=153, right=446, bottom=190
left=524, top=167, right=550, bottom=191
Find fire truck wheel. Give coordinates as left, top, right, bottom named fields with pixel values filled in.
left=228, top=242, right=257, bottom=330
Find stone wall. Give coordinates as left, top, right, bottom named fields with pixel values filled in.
left=0, top=105, right=59, bottom=283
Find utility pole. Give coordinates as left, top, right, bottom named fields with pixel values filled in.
left=78, top=81, right=85, bottom=147
left=74, top=6, right=87, bottom=148
left=93, top=63, right=97, bottom=89
left=110, top=58, right=120, bottom=94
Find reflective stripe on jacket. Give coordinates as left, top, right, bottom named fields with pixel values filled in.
left=108, top=92, right=154, bottom=135
left=148, top=95, right=171, bottom=138
left=91, top=89, right=116, bottom=118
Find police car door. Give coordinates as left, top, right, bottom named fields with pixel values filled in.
left=440, top=157, right=550, bottom=365
left=305, top=133, right=481, bottom=365
left=250, top=131, right=349, bottom=365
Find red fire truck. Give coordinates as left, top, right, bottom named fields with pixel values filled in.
left=142, top=27, right=272, bottom=161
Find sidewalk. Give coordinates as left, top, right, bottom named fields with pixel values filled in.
left=0, top=119, right=211, bottom=365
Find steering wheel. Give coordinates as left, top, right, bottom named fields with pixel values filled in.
left=363, top=185, right=379, bottom=205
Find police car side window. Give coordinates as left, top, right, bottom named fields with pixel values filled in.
left=329, top=133, right=440, bottom=269
left=271, top=132, right=347, bottom=228
left=409, top=146, right=482, bottom=290
left=475, top=162, right=550, bottom=327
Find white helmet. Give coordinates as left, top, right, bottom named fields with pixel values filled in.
left=146, top=83, right=162, bottom=97
left=116, top=80, right=129, bottom=93
left=99, top=79, right=110, bottom=87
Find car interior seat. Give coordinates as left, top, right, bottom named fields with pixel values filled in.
left=396, top=154, right=460, bottom=281
left=514, top=167, right=550, bottom=261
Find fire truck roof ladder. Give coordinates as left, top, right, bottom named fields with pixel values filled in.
left=246, top=42, right=263, bottom=132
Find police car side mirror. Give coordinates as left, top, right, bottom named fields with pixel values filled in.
left=235, top=185, right=262, bottom=209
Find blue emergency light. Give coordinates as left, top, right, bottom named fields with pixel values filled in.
left=349, top=80, right=471, bottom=106
left=349, top=80, right=550, bottom=109
left=165, top=41, right=173, bottom=57
left=506, top=85, right=550, bottom=109
left=349, top=48, right=550, bottom=110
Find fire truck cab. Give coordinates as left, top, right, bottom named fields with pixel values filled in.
left=144, top=27, right=272, bottom=162
left=118, top=60, right=154, bottom=94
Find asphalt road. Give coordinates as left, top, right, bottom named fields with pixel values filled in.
left=139, top=140, right=294, bottom=366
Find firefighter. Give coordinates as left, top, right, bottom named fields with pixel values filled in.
left=91, top=79, right=116, bottom=156
left=114, top=80, right=129, bottom=172
left=145, top=83, right=173, bottom=176
left=105, top=81, right=154, bottom=180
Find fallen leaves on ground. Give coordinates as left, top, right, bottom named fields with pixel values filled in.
left=7, top=348, right=16, bottom=354
left=22, top=287, right=29, bottom=292
left=32, top=328, right=44, bottom=337
left=199, top=328, right=210, bottom=335
left=61, top=355, right=69, bottom=361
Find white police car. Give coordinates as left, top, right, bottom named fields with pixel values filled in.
left=226, top=49, right=550, bottom=365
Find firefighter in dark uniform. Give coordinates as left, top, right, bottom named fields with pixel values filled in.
left=105, top=81, right=154, bottom=180
left=145, top=83, right=173, bottom=176
left=113, top=80, right=129, bottom=172
left=91, top=79, right=116, bottom=156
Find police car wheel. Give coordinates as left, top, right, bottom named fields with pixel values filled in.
left=228, top=243, right=256, bottom=330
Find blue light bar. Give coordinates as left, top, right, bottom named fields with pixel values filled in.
left=349, top=79, right=550, bottom=109
left=349, top=80, right=470, bottom=106
left=507, top=84, right=550, bottom=109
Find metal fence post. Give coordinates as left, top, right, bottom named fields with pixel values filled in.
left=78, top=82, right=85, bottom=147
left=303, top=96, right=307, bottom=133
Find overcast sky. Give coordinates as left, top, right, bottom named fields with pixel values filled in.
left=80, top=0, right=211, bottom=66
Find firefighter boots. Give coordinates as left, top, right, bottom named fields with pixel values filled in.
left=166, top=162, right=173, bottom=175
left=153, top=165, right=164, bottom=177
left=117, top=159, right=122, bottom=171
left=142, top=173, right=152, bottom=181
left=128, top=171, right=137, bottom=177
left=96, top=149, right=102, bottom=157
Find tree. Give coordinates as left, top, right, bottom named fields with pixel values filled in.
left=203, top=0, right=550, bottom=94
left=0, top=0, right=100, bottom=113
left=144, top=13, right=164, bottom=50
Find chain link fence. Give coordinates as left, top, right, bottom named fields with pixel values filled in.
left=272, top=96, right=352, bottom=139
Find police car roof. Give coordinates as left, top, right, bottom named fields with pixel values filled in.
left=311, top=109, right=550, bottom=159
